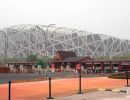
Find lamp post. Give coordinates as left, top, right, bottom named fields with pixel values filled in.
left=0, top=30, right=8, bottom=66
left=53, top=27, right=64, bottom=53
left=35, top=25, right=55, bottom=99
left=35, top=24, right=55, bottom=59
left=35, top=25, right=46, bottom=55
left=45, top=24, right=56, bottom=68
left=54, top=27, right=67, bottom=51
left=46, top=24, right=56, bottom=57
left=77, top=30, right=85, bottom=56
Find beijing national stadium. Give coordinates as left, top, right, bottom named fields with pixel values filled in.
left=0, top=24, right=130, bottom=59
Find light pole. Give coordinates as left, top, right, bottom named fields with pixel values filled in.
left=77, top=30, right=85, bottom=56
left=72, top=29, right=80, bottom=56
left=0, top=30, right=7, bottom=66
left=45, top=24, right=56, bottom=69
left=46, top=24, right=56, bottom=57
left=52, top=27, right=64, bottom=55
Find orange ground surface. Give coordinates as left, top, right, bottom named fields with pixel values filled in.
left=0, top=77, right=129, bottom=100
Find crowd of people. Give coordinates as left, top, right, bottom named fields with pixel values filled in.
left=8, top=63, right=104, bottom=75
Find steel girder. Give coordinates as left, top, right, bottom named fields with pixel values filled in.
left=0, top=24, right=130, bottom=59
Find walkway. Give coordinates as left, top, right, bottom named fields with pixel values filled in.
left=0, top=77, right=129, bottom=100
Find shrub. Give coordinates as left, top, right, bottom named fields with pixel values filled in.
left=108, top=72, right=130, bottom=79
left=26, top=55, right=37, bottom=62
left=36, top=59, right=45, bottom=68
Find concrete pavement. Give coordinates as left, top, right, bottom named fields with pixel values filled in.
left=54, top=91, right=130, bottom=100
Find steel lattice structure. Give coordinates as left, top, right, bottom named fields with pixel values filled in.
left=0, top=24, right=130, bottom=59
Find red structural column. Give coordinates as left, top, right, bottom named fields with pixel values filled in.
left=92, top=61, right=95, bottom=74
left=110, top=61, right=113, bottom=71
left=119, top=61, right=122, bottom=70
left=76, top=63, right=81, bottom=70
left=51, top=63, right=55, bottom=68
left=101, top=62, right=104, bottom=73
left=92, top=61, right=94, bottom=68
left=51, top=63, right=55, bottom=71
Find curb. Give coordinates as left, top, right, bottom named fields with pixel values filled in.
left=98, top=89, right=127, bottom=93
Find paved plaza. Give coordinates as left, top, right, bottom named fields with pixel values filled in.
left=0, top=77, right=129, bottom=100
left=54, top=86, right=130, bottom=100
left=54, top=91, right=130, bottom=100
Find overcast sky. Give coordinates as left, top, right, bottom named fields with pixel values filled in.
left=0, top=0, right=130, bottom=39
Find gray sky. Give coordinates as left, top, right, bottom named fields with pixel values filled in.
left=0, top=0, right=130, bottom=39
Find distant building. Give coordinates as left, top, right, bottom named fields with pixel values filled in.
left=54, top=51, right=93, bottom=63
left=54, top=51, right=76, bottom=62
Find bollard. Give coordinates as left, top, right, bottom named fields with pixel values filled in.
left=126, top=70, right=129, bottom=87
left=46, top=77, right=54, bottom=99
left=77, top=70, right=83, bottom=94
left=8, top=81, right=11, bottom=100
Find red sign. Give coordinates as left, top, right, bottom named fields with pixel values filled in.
left=109, top=65, right=113, bottom=70
left=118, top=64, right=122, bottom=70
left=51, top=63, right=55, bottom=69
left=76, top=63, right=81, bottom=70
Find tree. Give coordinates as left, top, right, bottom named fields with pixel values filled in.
left=26, top=54, right=37, bottom=62
left=36, top=59, right=45, bottom=68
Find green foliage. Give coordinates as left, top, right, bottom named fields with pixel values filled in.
left=36, top=59, right=45, bottom=68
left=26, top=54, right=37, bottom=62
left=42, top=56, right=54, bottom=62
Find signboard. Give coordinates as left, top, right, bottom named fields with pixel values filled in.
left=51, top=63, right=55, bottom=69
left=76, top=63, right=81, bottom=70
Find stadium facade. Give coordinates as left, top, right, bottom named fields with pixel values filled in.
left=0, top=24, right=130, bottom=59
